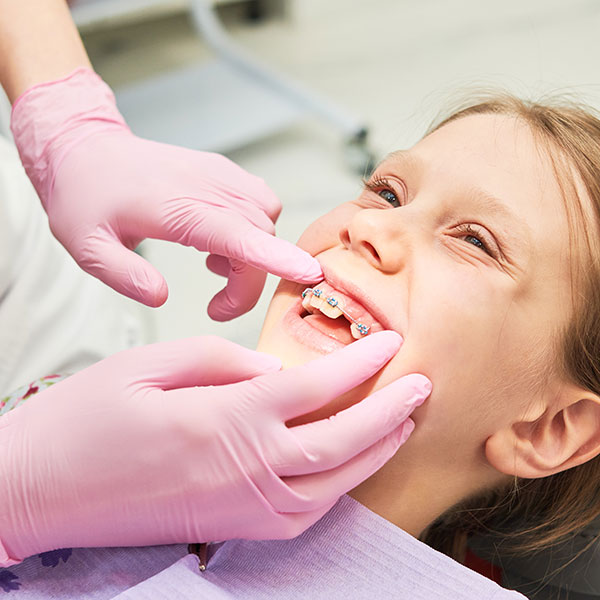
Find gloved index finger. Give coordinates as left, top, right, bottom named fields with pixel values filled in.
left=191, top=212, right=324, bottom=284
left=231, top=226, right=324, bottom=284
left=261, top=331, right=403, bottom=422
left=147, top=200, right=323, bottom=284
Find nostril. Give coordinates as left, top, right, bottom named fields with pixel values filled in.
left=339, top=229, right=351, bottom=247
left=341, top=225, right=382, bottom=265
left=361, top=241, right=380, bottom=263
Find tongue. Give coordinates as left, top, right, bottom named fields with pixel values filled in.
left=303, top=313, right=355, bottom=345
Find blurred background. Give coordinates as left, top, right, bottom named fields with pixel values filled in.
left=58, top=0, right=600, bottom=347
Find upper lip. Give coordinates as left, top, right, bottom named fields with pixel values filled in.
left=319, top=264, right=396, bottom=333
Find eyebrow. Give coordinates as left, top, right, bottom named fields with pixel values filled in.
left=385, top=150, right=532, bottom=261
left=460, top=187, right=532, bottom=261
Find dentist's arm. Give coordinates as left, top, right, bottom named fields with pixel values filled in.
left=0, top=0, right=90, bottom=102
left=1, top=0, right=323, bottom=316
left=0, top=332, right=431, bottom=565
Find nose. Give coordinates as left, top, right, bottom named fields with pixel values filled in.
left=339, top=208, right=409, bottom=273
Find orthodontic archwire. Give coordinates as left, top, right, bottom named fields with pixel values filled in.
left=302, top=287, right=371, bottom=336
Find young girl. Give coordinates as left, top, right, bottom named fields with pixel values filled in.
left=256, top=94, right=600, bottom=599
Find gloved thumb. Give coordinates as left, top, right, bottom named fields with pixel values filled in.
left=80, top=237, right=169, bottom=307
left=207, top=259, right=267, bottom=321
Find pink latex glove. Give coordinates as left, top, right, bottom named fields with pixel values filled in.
left=0, top=331, right=430, bottom=566
left=10, top=68, right=322, bottom=318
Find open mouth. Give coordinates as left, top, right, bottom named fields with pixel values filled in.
left=298, top=280, right=384, bottom=345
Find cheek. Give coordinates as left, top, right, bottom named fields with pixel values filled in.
left=404, top=285, right=535, bottom=443
left=297, top=204, right=361, bottom=255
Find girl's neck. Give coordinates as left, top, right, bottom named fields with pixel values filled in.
left=348, top=447, right=494, bottom=539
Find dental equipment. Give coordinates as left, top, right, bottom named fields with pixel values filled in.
left=302, top=287, right=371, bottom=337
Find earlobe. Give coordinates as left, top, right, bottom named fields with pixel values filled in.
left=485, top=388, right=600, bottom=479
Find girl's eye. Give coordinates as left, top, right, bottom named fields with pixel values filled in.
left=362, top=175, right=403, bottom=208
left=378, top=189, right=400, bottom=207
left=455, top=223, right=496, bottom=257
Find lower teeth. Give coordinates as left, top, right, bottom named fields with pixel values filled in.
left=350, top=323, right=362, bottom=340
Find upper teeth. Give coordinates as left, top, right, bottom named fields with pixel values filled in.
left=303, top=289, right=345, bottom=319
left=304, top=290, right=344, bottom=319
left=301, top=287, right=370, bottom=339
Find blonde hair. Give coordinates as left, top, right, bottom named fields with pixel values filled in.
left=420, top=94, right=600, bottom=568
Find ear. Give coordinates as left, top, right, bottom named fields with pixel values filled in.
left=485, top=383, right=600, bottom=479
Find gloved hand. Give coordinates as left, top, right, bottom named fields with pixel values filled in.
left=10, top=67, right=322, bottom=318
left=0, top=331, right=430, bottom=566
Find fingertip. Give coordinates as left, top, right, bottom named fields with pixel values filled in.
left=150, top=278, right=169, bottom=307
left=294, top=258, right=324, bottom=284
left=381, top=419, right=416, bottom=458
left=207, top=291, right=255, bottom=322
left=395, top=418, right=415, bottom=447
left=283, top=246, right=322, bottom=283
left=351, top=330, right=403, bottom=363
left=416, top=374, right=432, bottom=396
left=396, top=372, right=432, bottom=399
left=123, top=269, right=169, bottom=307
left=369, top=330, right=403, bottom=348
left=207, top=259, right=264, bottom=321
left=207, top=295, right=238, bottom=321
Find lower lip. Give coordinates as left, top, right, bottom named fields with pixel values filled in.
left=282, top=298, right=350, bottom=354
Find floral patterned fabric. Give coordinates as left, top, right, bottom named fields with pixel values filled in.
left=0, top=375, right=67, bottom=416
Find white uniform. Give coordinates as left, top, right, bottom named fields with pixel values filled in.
left=0, top=135, right=147, bottom=394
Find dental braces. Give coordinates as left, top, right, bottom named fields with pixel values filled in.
left=301, top=287, right=371, bottom=336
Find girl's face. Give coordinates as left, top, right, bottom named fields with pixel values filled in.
left=257, top=113, right=576, bottom=468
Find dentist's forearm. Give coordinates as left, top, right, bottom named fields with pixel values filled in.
left=0, top=0, right=91, bottom=103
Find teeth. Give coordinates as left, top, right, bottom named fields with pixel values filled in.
left=320, top=304, right=343, bottom=319
left=350, top=322, right=371, bottom=339
left=301, top=293, right=316, bottom=313
left=306, top=288, right=345, bottom=319
left=350, top=322, right=362, bottom=340
left=303, top=288, right=371, bottom=340
left=320, top=296, right=344, bottom=319
left=309, top=293, right=326, bottom=313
